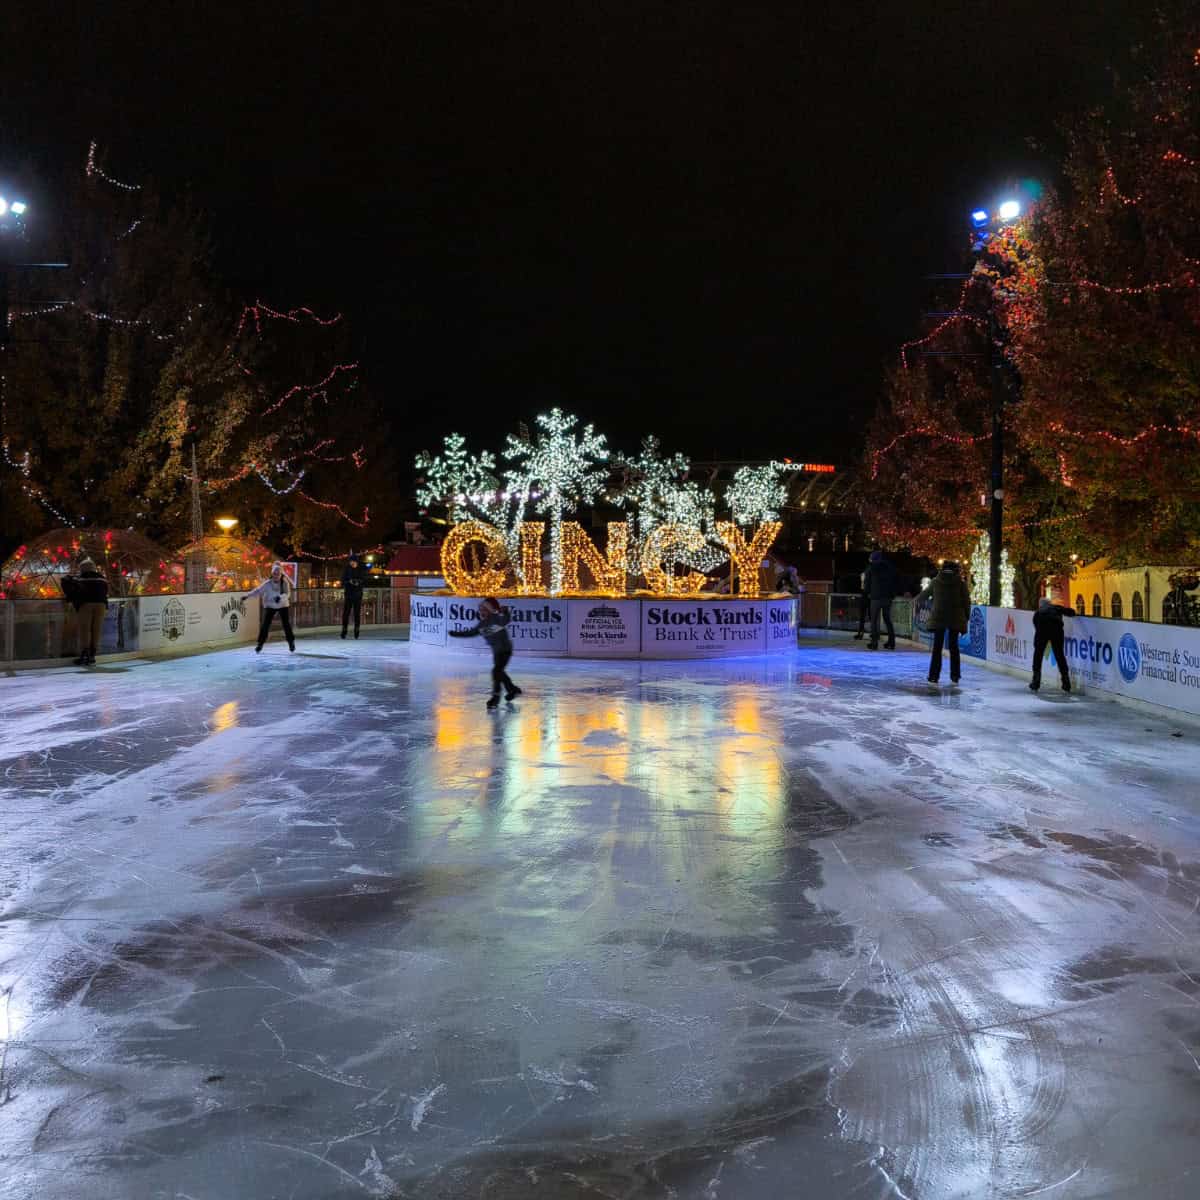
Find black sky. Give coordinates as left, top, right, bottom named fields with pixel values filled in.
left=5, top=1, right=1144, bottom=465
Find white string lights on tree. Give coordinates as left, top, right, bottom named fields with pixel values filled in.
left=86, top=141, right=141, bottom=191
left=968, top=531, right=1015, bottom=607
left=725, top=465, right=789, bottom=525
left=502, top=409, right=609, bottom=595
left=613, top=437, right=726, bottom=577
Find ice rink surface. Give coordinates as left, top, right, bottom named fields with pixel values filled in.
left=1, top=634, right=1199, bottom=1199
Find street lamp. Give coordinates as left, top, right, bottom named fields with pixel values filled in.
left=215, top=516, right=239, bottom=533
left=0, top=196, right=28, bottom=224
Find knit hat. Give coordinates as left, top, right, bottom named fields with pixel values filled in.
left=78, top=558, right=97, bottom=571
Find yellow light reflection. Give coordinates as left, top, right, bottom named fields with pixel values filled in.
left=210, top=700, right=239, bottom=734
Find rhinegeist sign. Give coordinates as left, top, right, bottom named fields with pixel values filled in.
left=439, top=519, right=782, bottom=598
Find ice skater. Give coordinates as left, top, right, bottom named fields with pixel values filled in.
left=449, top=597, right=522, bottom=708
left=1030, top=597, right=1075, bottom=693
left=61, top=558, right=109, bottom=666
left=247, top=564, right=295, bottom=653
left=341, top=552, right=368, bottom=639
left=916, top=559, right=970, bottom=686
left=865, top=549, right=898, bottom=649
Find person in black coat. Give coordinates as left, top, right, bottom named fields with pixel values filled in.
left=449, top=598, right=523, bottom=708
left=61, top=558, right=110, bottom=666
left=1030, top=598, right=1075, bottom=692
left=864, top=550, right=898, bottom=649
left=340, top=553, right=369, bottom=639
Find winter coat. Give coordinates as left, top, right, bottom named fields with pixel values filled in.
left=61, top=569, right=109, bottom=611
left=341, top=563, right=369, bottom=593
left=864, top=556, right=898, bottom=603
left=1032, top=603, right=1075, bottom=635
left=918, top=568, right=971, bottom=632
left=248, top=575, right=292, bottom=609
left=449, top=607, right=512, bottom=653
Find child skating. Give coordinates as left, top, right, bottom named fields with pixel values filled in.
left=449, top=597, right=522, bottom=708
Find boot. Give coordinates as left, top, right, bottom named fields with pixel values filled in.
left=506, top=685, right=523, bottom=700
left=341, top=630, right=347, bottom=639
left=1029, top=679, right=1040, bottom=692
left=486, top=694, right=500, bottom=709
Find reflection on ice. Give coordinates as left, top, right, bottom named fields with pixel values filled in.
left=1, top=635, right=1199, bottom=1198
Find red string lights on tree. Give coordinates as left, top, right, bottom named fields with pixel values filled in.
left=870, top=426, right=991, bottom=478
left=259, top=360, right=359, bottom=417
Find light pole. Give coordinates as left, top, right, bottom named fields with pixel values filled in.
left=970, top=199, right=1021, bottom=607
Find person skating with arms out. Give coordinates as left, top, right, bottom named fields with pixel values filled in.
left=449, top=597, right=522, bottom=709
left=247, top=563, right=296, bottom=653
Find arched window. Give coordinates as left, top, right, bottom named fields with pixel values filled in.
left=1075, top=594, right=1085, bottom=614
left=1092, top=593, right=1103, bottom=617
left=1132, top=591, right=1144, bottom=621
left=1110, top=593, right=1123, bottom=620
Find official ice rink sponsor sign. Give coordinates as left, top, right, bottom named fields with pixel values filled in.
left=642, top=600, right=766, bottom=655
left=139, top=593, right=258, bottom=650
left=568, top=600, right=640, bottom=655
left=986, top=607, right=1200, bottom=716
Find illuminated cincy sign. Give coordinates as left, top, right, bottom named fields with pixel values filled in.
left=441, top=520, right=782, bottom=598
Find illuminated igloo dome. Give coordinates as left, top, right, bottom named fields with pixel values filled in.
left=0, top=528, right=180, bottom=599
left=174, top=535, right=277, bottom=593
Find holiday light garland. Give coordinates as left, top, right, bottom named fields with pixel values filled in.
left=86, top=141, right=140, bottom=191
left=641, top=524, right=710, bottom=594
left=440, top=520, right=509, bottom=594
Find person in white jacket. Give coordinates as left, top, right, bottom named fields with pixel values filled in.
left=247, top=564, right=295, bottom=653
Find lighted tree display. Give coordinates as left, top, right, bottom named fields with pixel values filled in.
left=725, top=465, right=788, bottom=526
left=613, top=437, right=724, bottom=575
left=502, top=408, right=609, bottom=594
left=415, top=433, right=530, bottom=580
left=0, top=148, right=397, bottom=558
left=1003, top=29, right=1200, bottom=566
left=968, top=532, right=1014, bottom=607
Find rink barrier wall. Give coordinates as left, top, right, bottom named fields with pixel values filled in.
left=937, top=606, right=1200, bottom=719
left=2, top=588, right=402, bottom=669
left=409, top=595, right=799, bottom=659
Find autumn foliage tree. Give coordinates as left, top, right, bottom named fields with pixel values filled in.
left=1, top=148, right=397, bottom=557
left=864, top=15, right=1200, bottom=586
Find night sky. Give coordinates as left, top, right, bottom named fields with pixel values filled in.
left=5, top=1, right=1143, bottom=466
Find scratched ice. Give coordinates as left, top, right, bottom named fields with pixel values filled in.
left=2, top=635, right=1200, bottom=1199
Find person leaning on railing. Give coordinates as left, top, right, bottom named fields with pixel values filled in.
left=61, top=558, right=109, bottom=666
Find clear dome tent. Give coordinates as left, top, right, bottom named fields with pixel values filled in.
left=0, top=529, right=181, bottom=599
left=173, top=535, right=276, bottom=593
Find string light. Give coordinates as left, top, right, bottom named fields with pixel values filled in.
left=1046, top=419, right=1200, bottom=447
left=260, top=361, right=358, bottom=416
left=870, top=427, right=991, bottom=478
left=968, top=532, right=1015, bottom=606
left=716, top=521, right=781, bottom=597
left=724, top=464, right=789, bottom=525
left=440, top=520, right=509, bottom=594
left=86, top=140, right=140, bottom=191
left=1162, top=148, right=1200, bottom=168
left=295, top=490, right=369, bottom=528
left=559, top=521, right=627, bottom=594
left=503, top=408, right=608, bottom=595
left=876, top=513, right=1076, bottom=539
left=518, top=521, right=545, bottom=593
left=233, top=300, right=343, bottom=342
left=641, top=524, right=710, bottom=594
left=900, top=312, right=984, bottom=368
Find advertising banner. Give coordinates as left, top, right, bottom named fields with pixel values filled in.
left=139, top=593, right=258, bottom=652
left=640, top=599, right=766, bottom=657
left=441, top=597, right=569, bottom=653
left=408, top=595, right=448, bottom=646
left=568, top=599, right=641, bottom=655
left=765, top=599, right=798, bottom=651
left=986, top=607, right=1200, bottom=717
left=916, top=603, right=987, bottom=660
